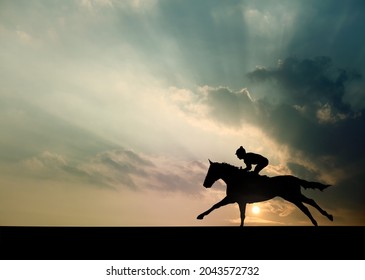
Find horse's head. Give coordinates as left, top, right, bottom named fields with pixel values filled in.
left=203, top=159, right=222, bottom=188
left=203, top=160, right=242, bottom=188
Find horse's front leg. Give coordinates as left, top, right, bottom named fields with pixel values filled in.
left=197, top=196, right=234, bottom=220
left=238, top=201, right=247, bottom=227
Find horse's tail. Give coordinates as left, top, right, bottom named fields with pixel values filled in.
left=299, top=178, right=331, bottom=191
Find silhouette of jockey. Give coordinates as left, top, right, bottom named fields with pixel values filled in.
left=235, top=146, right=269, bottom=175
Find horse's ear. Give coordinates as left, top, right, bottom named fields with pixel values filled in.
left=208, top=159, right=213, bottom=164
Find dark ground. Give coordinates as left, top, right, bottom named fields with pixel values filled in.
left=0, top=226, right=363, bottom=260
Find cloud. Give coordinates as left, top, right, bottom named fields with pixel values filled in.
left=24, top=151, right=67, bottom=171
left=245, top=56, right=365, bottom=159
left=171, top=56, right=365, bottom=162
left=259, top=199, right=297, bottom=217
left=81, top=150, right=209, bottom=195
left=168, top=85, right=258, bottom=129
left=168, top=56, right=365, bottom=210
left=20, top=148, right=208, bottom=195
left=247, top=56, right=361, bottom=116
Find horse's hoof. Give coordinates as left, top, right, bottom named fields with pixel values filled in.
left=328, top=214, right=334, bottom=221
left=197, top=214, right=204, bottom=220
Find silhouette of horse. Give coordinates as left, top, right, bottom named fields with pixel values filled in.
left=197, top=160, right=334, bottom=226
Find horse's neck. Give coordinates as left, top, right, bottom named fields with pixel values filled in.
left=221, top=168, right=243, bottom=187
left=222, top=168, right=258, bottom=190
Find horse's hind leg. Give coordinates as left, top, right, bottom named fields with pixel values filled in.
left=301, top=195, right=333, bottom=222
left=291, top=200, right=318, bottom=226
left=197, top=196, right=234, bottom=220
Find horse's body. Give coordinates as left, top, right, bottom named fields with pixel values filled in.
left=197, top=160, right=334, bottom=226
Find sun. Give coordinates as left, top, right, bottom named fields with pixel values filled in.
left=252, top=205, right=261, bottom=215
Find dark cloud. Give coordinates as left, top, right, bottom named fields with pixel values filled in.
left=247, top=56, right=361, bottom=114
left=245, top=56, right=365, bottom=161
left=172, top=56, right=365, bottom=210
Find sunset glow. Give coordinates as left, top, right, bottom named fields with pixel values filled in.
left=252, top=205, right=261, bottom=215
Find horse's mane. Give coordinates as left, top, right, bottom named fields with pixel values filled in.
left=218, top=162, right=265, bottom=180
left=220, top=162, right=240, bottom=169
left=219, top=162, right=241, bottom=174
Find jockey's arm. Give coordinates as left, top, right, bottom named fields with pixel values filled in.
left=243, top=162, right=252, bottom=171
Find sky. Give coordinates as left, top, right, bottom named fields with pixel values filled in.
left=1, top=0, right=365, bottom=226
